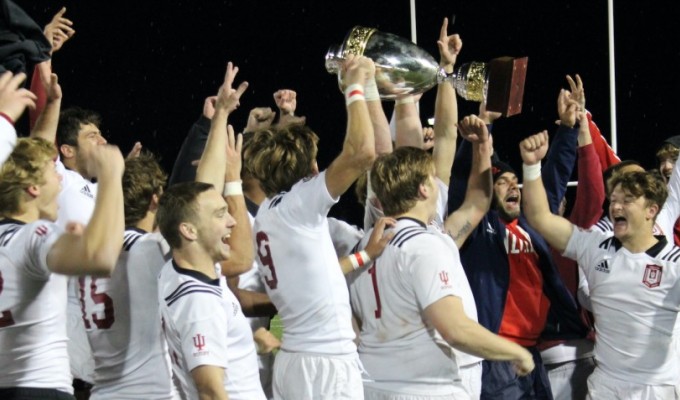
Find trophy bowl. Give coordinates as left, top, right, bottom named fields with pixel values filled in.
left=325, top=26, right=528, bottom=116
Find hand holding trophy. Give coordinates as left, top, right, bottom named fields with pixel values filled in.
left=325, top=23, right=528, bottom=116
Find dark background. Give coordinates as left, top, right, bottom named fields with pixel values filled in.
left=13, top=1, right=680, bottom=226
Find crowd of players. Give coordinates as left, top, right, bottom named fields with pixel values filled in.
left=1, top=6, right=680, bottom=400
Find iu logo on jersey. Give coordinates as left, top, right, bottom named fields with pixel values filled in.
left=439, top=271, right=449, bottom=286
left=193, top=334, right=206, bottom=351
left=643, top=264, right=663, bottom=288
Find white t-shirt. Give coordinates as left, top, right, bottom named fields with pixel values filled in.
left=0, top=117, right=16, bottom=167
left=348, top=218, right=481, bottom=396
left=564, top=227, right=680, bottom=385
left=0, top=219, right=70, bottom=393
left=158, top=260, right=264, bottom=400
left=81, top=229, right=174, bottom=399
left=253, top=171, right=356, bottom=355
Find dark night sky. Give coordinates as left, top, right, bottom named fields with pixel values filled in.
left=12, top=1, right=680, bottom=226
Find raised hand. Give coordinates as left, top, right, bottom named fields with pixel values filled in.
left=215, top=62, right=249, bottom=115
left=273, top=89, right=297, bottom=116
left=90, top=144, right=125, bottom=179
left=557, top=89, right=580, bottom=128
left=44, top=73, right=62, bottom=102
left=437, top=17, right=462, bottom=68
left=0, top=71, right=37, bottom=122
left=519, top=131, right=549, bottom=166
left=126, top=142, right=142, bottom=160
left=245, top=107, right=275, bottom=132
left=202, top=95, right=218, bottom=119
left=342, top=54, right=375, bottom=87
left=44, top=7, right=75, bottom=54
left=364, top=217, right=397, bottom=260
left=224, top=124, right=243, bottom=182
left=565, top=74, right=585, bottom=112
left=458, top=115, right=490, bottom=143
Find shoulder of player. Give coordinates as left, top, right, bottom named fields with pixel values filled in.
left=160, top=272, right=224, bottom=310
left=654, top=242, right=680, bottom=263
left=0, top=220, right=60, bottom=248
left=388, top=223, right=436, bottom=250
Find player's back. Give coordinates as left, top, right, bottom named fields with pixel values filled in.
left=0, top=220, right=71, bottom=393
left=253, top=173, right=356, bottom=355
left=80, top=229, right=174, bottom=399
left=348, top=218, right=480, bottom=395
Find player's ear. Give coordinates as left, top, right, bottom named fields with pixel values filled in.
left=179, top=222, right=198, bottom=241
left=646, top=202, right=659, bottom=221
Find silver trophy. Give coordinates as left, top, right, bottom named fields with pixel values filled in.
left=325, top=26, right=528, bottom=116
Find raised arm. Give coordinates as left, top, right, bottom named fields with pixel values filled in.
left=0, top=71, right=37, bottom=165
left=444, top=115, right=492, bottom=247
left=569, top=112, right=605, bottom=228
left=30, top=73, right=61, bottom=142
left=541, top=86, right=580, bottom=213
left=47, top=145, right=125, bottom=275
left=432, top=17, right=461, bottom=185
left=325, top=55, right=376, bottom=198
left=168, top=97, right=215, bottom=185
left=392, top=95, right=423, bottom=149
left=195, top=61, right=248, bottom=192
left=521, top=131, right=574, bottom=253
left=339, top=217, right=395, bottom=275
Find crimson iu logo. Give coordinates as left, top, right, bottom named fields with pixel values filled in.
left=643, top=264, right=663, bottom=288
left=439, top=271, right=449, bottom=285
left=193, top=333, right=206, bottom=351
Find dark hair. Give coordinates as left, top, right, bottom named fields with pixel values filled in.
left=157, top=181, right=213, bottom=249
left=123, top=152, right=168, bottom=227
left=56, top=107, right=102, bottom=151
left=602, top=160, right=643, bottom=195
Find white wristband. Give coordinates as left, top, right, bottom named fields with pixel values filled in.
left=223, top=181, right=243, bottom=196
left=522, top=163, right=542, bottom=182
left=395, top=96, right=414, bottom=105
left=364, top=79, right=379, bottom=101
left=344, top=84, right=365, bottom=106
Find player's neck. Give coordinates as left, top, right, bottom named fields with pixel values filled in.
left=7, top=204, right=40, bottom=224
left=134, top=211, right=156, bottom=233
left=621, top=231, right=659, bottom=254
left=171, top=247, right=219, bottom=280
left=396, top=205, right=431, bottom=226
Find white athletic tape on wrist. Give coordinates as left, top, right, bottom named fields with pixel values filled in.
left=223, top=181, right=243, bottom=196
left=350, top=250, right=372, bottom=270
left=364, top=79, right=379, bottom=101
left=522, top=163, right=542, bottom=181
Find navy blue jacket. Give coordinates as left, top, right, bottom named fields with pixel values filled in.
left=449, top=125, right=587, bottom=340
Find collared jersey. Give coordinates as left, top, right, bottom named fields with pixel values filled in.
left=80, top=229, right=174, bottom=399
left=564, top=228, right=680, bottom=385
left=253, top=171, right=356, bottom=355
left=0, top=219, right=70, bottom=393
left=348, top=218, right=481, bottom=396
left=158, top=261, right=264, bottom=400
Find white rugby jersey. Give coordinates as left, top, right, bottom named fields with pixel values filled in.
left=0, top=219, right=71, bottom=393
left=158, top=260, right=265, bottom=400
left=348, top=218, right=481, bottom=396
left=564, top=228, right=680, bottom=385
left=80, top=229, right=174, bottom=399
left=253, top=171, right=356, bottom=355
left=56, top=157, right=98, bottom=382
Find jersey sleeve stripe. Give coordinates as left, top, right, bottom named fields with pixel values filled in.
left=166, top=288, right=223, bottom=307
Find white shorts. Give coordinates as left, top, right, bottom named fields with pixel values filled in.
left=273, top=351, right=363, bottom=400
left=364, top=387, right=455, bottom=400
left=546, top=357, right=594, bottom=400
left=457, top=362, right=482, bottom=400
left=363, top=362, right=481, bottom=400
left=586, top=367, right=680, bottom=400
